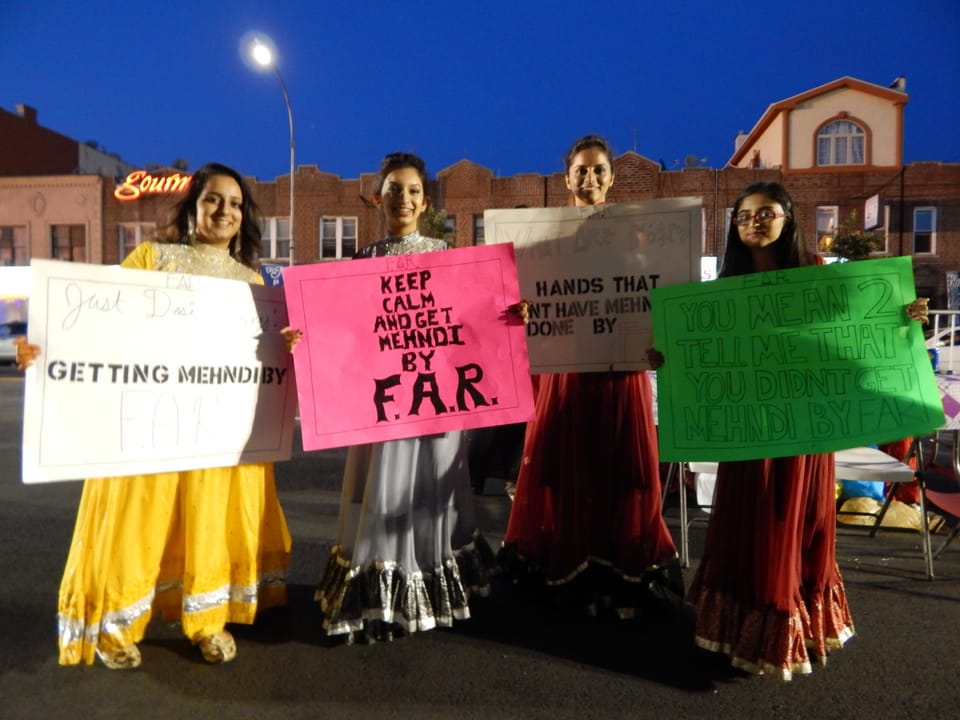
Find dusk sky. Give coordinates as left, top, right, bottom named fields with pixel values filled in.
left=3, top=1, right=959, bottom=182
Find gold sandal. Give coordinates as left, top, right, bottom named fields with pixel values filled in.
left=196, top=631, right=237, bottom=664
left=96, top=645, right=142, bottom=670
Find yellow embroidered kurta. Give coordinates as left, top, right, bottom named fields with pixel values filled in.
left=57, top=241, right=291, bottom=665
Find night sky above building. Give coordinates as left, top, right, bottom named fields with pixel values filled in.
left=2, top=1, right=958, bottom=181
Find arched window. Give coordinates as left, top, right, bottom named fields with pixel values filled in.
left=816, top=120, right=865, bottom=166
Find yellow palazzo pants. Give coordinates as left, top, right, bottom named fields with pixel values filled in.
left=57, top=463, right=291, bottom=665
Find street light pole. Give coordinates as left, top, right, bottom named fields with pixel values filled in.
left=248, top=35, right=295, bottom=266
left=275, top=68, right=295, bottom=267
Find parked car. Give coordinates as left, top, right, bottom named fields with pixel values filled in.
left=0, top=321, right=27, bottom=364
left=926, top=326, right=960, bottom=373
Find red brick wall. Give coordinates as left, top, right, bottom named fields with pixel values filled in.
left=252, top=166, right=383, bottom=261
left=0, top=106, right=77, bottom=176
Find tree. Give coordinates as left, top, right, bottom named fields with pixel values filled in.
left=830, top=209, right=883, bottom=261
left=171, top=158, right=189, bottom=171
left=420, top=206, right=455, bottom=241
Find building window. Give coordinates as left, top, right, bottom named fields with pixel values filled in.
left=51, top=224, right=86, bottom=262
left=259, top=217, right=291, bottom=262
left=473, top=214, right=485, bottom=245
left=0, top=226, right=28, bottom=266
left=913, top=207, right=937, bottom=255
left=816, top=206, right=839, bottom=253
left=320, top=216, right=358, bottom=260
left=816, top=120, right=865, bottom=166
left=444, top=215, right=457, bottom=241
left=117, top=223, right=155, bottom=260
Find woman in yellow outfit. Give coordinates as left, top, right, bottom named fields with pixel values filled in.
left=17, top=162, right=293, bottom=669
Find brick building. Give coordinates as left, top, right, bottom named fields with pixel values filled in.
left=0, top=104, right=136, bottom=178
left=1, top=76, right=958, bottom=306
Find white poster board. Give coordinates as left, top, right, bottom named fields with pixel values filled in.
left=485, top=198, right=702, bottom=372
left=22, top=260, right=297, bottom=483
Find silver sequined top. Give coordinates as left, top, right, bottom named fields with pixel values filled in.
left=354, top=231, right=449, bottom=258
left=124, top=241, right=263, bottom=284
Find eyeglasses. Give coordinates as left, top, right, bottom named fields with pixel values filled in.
left=732, top=208, right=787, bottom=226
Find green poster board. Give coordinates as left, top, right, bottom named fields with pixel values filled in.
left=651, top=256, right=945, bottom=462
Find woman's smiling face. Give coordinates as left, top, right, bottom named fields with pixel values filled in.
left=377, top=167, right=428, bottom=236
left=194, top=174, right=243, bottom=249
left=565, top=147, right=614, bottom=206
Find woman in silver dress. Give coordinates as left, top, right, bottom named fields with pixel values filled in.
left=316, top=152, right=495, bottom=643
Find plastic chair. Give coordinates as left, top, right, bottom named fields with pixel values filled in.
left=661, top=461, right=717, bottom=568
left=854, top=435, right=960, bottom=579
left=661, top=462, right=690, bottom=567
left=834, top=446, right=917, bottom=534
left=916, top=430, right=960, bottom=562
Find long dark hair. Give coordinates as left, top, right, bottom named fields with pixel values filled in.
left=157, top=162, right=263, bottom=270
left=719, top=182, right=812, bottom=277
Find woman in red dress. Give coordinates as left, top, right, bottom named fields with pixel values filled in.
left=498, top=135, right=681, bottom=617
left=686, top=182, right=853, bottom=679
left=689, top=182, right=929, bottom=678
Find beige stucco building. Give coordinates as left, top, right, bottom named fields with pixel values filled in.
left=0, top=175, right=104, bottom=266
left=730, top=76, right=907, bottom=172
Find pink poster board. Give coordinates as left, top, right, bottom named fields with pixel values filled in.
left=283, top=243, right=534, bottom=450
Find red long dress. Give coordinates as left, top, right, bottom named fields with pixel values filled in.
left=686, top=454, right=855, bottom=679
left=686, top=253, right=855, bottom=679
left=499, top=370, right=680, bottom=608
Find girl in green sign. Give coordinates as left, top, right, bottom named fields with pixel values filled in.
left=686, top=181, right=927, bottom=680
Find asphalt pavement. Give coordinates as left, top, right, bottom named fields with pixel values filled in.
left=1, top=368, right=959, bottom=720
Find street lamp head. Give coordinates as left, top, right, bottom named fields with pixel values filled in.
left=241, top=31, right=278, bottom=72
left=251, top=41, right=273, bottom=68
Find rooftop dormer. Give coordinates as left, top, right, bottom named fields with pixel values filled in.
left=728, top=76, right=908, bottom=172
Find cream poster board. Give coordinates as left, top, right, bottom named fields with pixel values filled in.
left=22, top=260, right=297, bottom=483
left=485, top=198, right=702, bottom=372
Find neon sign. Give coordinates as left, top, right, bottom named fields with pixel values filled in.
left=114, top=170, right=191, bottom=201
